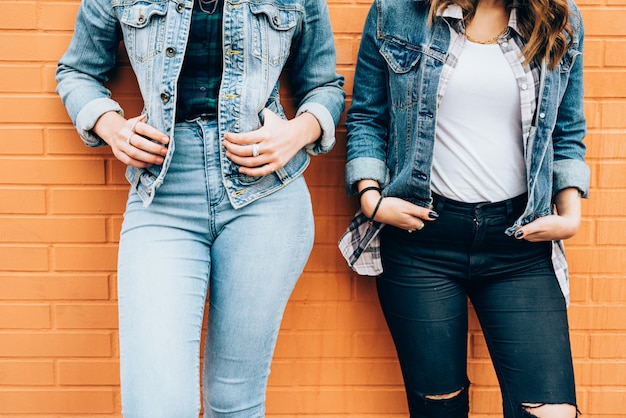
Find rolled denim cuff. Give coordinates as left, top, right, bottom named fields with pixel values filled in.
left=75, top=97, right=124, bottom=147
left=553, top=159, right=590, bottom=198
left=297, top=102, right=335, bottom=156
left=345, top=157, right=389, bottom=195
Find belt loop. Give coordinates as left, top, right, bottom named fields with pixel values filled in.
left=505, top=198, right=514, bottom=215
left=432, top=193, right=446, bottom=212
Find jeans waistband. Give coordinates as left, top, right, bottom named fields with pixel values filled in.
left=432, top=193, right=528, bottom=217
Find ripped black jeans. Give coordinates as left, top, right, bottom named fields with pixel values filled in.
left=377, top=194, right=576, bottom=418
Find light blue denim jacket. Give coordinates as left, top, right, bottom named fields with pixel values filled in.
left=345, top=0, right=589, bottom=235
left=57, top=0, right=345, bottom=208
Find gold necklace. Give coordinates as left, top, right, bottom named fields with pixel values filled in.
left=465, top=27, right=509, bottom=44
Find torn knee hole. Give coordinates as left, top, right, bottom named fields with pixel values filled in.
left=424, top=388, right=464, bottom=400
left=521, top=403, right=579, bottom=418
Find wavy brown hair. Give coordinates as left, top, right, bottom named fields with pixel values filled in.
left=429, top=0, right=573, bottom=70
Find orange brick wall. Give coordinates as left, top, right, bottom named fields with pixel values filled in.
left=0, top=0, right=624, bottom=416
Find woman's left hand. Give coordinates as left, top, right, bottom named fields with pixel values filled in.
left=222, top=109, right=321, bottom=177
left=515, top=188, right=582, bottom=242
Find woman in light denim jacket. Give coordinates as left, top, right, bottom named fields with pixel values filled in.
left=344, top=0, right=588, bottom=416
left=57, top=0, right=344, bottom=416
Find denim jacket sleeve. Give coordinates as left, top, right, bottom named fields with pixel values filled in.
left=551, top=3, right=590, bottom=198
left=344, top=0, right=390, bottom=195
left=290, top=0, right=346, bottom=156
left=55, top=0, right=123, bottom=148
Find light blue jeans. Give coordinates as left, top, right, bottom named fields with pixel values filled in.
left=117, top=119, right=314, bottom=417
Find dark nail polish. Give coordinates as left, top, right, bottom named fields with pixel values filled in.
left=515, top=230, right=523, bottom=238
left=428, top=211, right=439, bottom=219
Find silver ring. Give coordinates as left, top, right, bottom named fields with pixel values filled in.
left=407, top=229, right=415, bottom=233
left=251, top=143, right=259, bottom=157
left=130, top=118, right=141, bottom=132
left=126, top=132, right=133, bottom=145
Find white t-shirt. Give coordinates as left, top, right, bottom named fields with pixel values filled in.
left=431, top=40, right=527, bottom=203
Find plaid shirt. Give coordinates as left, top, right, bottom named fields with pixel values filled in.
left=176, top=0, right=223, bottom=121
left=340, top=6, right=571, bottom=304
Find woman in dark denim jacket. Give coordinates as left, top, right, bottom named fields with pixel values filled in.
left=56, top=0, right=344, bottom=416
left=344, top=0, right=588, bottom=416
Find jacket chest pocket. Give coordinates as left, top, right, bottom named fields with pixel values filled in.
left=115, top=1, right=168, bottom=63
left=380, top=40, right=422, bottom=110
left=249, top=3, right=300, bottom=67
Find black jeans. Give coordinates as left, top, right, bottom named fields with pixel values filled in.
left=378, top=194, right=576, bottom=418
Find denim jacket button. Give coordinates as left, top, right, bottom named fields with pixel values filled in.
left=176, top=2, right=184, bottom=12
left=166, top=47, right=176, bottom=57
left=539, top=112, right=546, bottom=119
left=160, top=92, right=171, bottom=103
left=273, top=15, right=280, bottom=25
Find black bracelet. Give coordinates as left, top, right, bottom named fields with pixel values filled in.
left=368, top=195, right=384, bottom=223
left=358, top=186, right=381, bottom=200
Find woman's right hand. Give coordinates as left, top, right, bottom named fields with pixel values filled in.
left=358, top=181, right=438, bottom=232
left=94, top=111, right=170, bottom=168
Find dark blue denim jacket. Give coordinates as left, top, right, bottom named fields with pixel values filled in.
left=345, top=0, right=589, bottom=235
left=57, top=0, right=345, bottom=208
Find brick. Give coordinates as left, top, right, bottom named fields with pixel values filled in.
left=108, top=159, right=128, bottom=185
left=58, top=360, right=120, bottom=385
left=53, top=245, right=118, bottom=272
left=591, top=274, right=626, bottom=302
left=0, top=274, right=110, bottom=300
left=0, top=332, right=112, bottom=357
left=582, top=39, right=604, bottom=67
left=314, top=215, right=355, bottom=245
left=267, top=387, right=408, bottom=414
left=581, top=9, right=626, bottom=36
left=0, top=128, right=44, bottom=155
left=0, top=304, right=50, bottom=329
left=335, top=36, right=355, bottom=65
left=0, top=33, right=73, bottom=62
left=0, top=2, right=37, bottom=30
left=569, top=305, right=626, bottom=331
left=39, top=2, right=80, bottom=31
left=0, top=245, right=48, bottom=271
left=582, top=190, right=626, bottom=216
left=585, top=131, right=626, bottom=159
left=590, top=333, right=626, bottom=358
left=0, top=390, right=115, bottom=414
left=596, top=161, right=626, bottom=188
left=468, top=361, right=498, bottom=386
left=0, top=188, right=46, bottom=214
left=597, top=220, right=626, bottom=245
left=605, top=39, right=626, bottom=66
left=0, top=216, right=106, bottom=243
left=291, top=272, right=352, bottom=301
left=282, top=301, right=387, bottom=331
left=577, top=361, right=626, bottom=386
left=0, top=96, right=71, bottom=124
left=47, top=127, right=110, bottom=155
left=269, top=359, right=402, bottom=386
left=587, top=389, right=626, bottom=414
left=50, top=187, right=128, bottom=214
left=306, top=243, right=354, bottom=273
left=310, top=186, right=355, bottom=216
left=353, top=332, right=397, bottom=358
left=55, top=304, right=118, bottom=329
left=274, top=332, right=353, bottom=358
left=567, top=247, right=626, bottom=274
left=585, top=69, right=626, bottom=98
left=305, top=158, right=348, bottom=187
left=0, top=65, right=43, bottom=93
left=0, top=158, right=105, bottom=185
left=600, top=100, right=626, bottom=128
left=0, top=361, right=54, bottom=385
left=329, top=6, right=370, bottom=33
